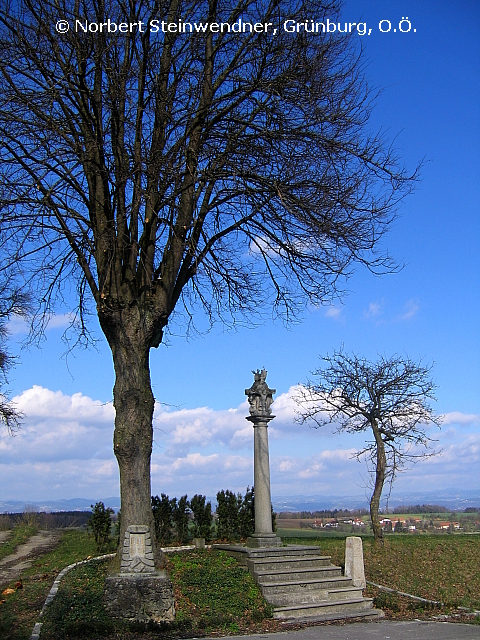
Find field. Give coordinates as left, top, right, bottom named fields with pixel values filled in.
left=1, top=526, right=479, bottom=639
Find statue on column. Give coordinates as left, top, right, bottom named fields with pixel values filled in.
left=245, top=369, right=276, bottom=422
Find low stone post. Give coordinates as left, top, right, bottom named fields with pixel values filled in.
left=345, top=536, right=366, bottom=588
left=245, top=369, right=282, bottom=548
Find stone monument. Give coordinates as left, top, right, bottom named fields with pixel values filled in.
left=104, top=524, right=175, bottom=622
left=344, top=536, right=366, bottom=588
left=245, top=369, right=282, bottom=548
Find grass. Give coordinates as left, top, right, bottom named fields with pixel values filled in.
left=283, top=534, right=480, bottom=620
left=168, top=550, right=273, bottom=631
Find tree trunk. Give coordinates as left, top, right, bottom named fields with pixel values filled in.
left=105, top=312, right=164, bottom=567
left=370, top=423, right=387, bottom=544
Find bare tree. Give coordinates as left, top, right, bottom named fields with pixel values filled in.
left=295, top=350, right=442, bottom=542
left=0, top=278, right=29, bottom=433
left=0, top=0, right=416, bottom=558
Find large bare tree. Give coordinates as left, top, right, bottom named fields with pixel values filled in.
left=0, top=0, right=416, bottom=558
left=295, top=350, right=442, bottom=542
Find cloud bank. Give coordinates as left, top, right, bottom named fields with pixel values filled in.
left=1, top=385, right=478, bottom=502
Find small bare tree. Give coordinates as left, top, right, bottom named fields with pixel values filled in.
left=295, top=350, right=442, bottom=542
left=0, top=278, right=29, bottom=434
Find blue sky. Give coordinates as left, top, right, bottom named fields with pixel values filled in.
left=1, top=0, right=479, bottom=507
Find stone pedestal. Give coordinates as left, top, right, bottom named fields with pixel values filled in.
left=104, top=571, right=175, bottom=622
left=246, top=532, right=282, bottom=547
left=104, top=524, right=175, bottom=622
left=345, top=536, right=366, bottom=588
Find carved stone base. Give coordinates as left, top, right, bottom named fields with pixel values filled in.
left=104, top=571, right=175, bottom=622
left=246, top=533, right=282, bottom=548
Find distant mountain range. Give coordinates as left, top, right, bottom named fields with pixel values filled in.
left=2, top=489, right=479, bottom=514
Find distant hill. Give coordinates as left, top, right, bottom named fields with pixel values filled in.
left=1, top=489, right=479, bottom=514
left=0, top=497, right=120, bottom=514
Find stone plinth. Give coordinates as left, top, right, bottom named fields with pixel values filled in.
left=104, top=571, right=175, bottom=622
left=246, top=532, right=282, bottom=548
left=344, top=536, right=366, bottom=588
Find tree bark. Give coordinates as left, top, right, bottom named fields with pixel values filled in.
left=370, top=421, right=386, bottom=543
left=100, top=305, right=165, bottom=567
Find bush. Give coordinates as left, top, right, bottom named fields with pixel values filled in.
left=216, top=486, right=276, bottom=541
left=152, top=494, right=174, bottom=545
left=238, top=486, right=255, bottom=540
left=172, top=495, right=190, bottom=544
left=216, top=490, right=241, bottom=541
left=190, top=494, right=214, bottom=542
left=87, top=502, right=113, bottom=551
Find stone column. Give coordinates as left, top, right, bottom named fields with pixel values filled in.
left=245, top=369, right=282, bottom=548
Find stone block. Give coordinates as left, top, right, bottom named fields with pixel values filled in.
left=344, top=536, right=366, bottom=588
left=104, top=571, right=175, bottom=622
left=246, top=533, right=282, bottom=548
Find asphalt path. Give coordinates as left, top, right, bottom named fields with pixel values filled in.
left=204, top=621, right=480, bottom=640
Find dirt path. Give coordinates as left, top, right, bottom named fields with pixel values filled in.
left=0, top=530, right=61, bottom=589
left=0, top=530, right=11, bottom=543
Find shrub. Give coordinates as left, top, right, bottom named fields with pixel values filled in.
left=152, top=494, right=174, bottom=545
left=238, top=486, right=254, bottom=540
left=217, top=486, right=276, bottom=541
left=216, top=490, right=241, bottom=540
left=87, top=502, right=113, bottom=551
left=172, top=495, right=190, bottom=544
left=190, top=494, right=214, bottom=542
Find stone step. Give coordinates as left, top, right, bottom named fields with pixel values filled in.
left=266, top=586, right=365, bottom=607
left=260, top=575, right=353, bottom=594
left=246, top=545, right=321, bottom=559
left=247, top=555, right=333, bottom=572
left=273, top=596, right=375, bottom=620
left=255, top=565, right=342, bottom=583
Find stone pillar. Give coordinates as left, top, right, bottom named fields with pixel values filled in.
left=345, top=536, right=366, bottom=588
left=245, top=369, right=282, bottom=548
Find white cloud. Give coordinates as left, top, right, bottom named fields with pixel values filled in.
left=364, top=301, right=383, bottom=319
left=6, top=313, right=77, bottom=335
left=1, top=385, right=479, bottom=502
left=397, top=299, right=420, bottom=321
left=442, top=411, right=480, bottom=426
left=324, top=306, right=342, bottom=319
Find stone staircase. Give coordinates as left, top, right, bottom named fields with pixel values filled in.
left=218, top=544, right=382, bottom=622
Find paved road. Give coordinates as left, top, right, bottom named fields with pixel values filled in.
left=205, top=622, right=480, bottom=640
